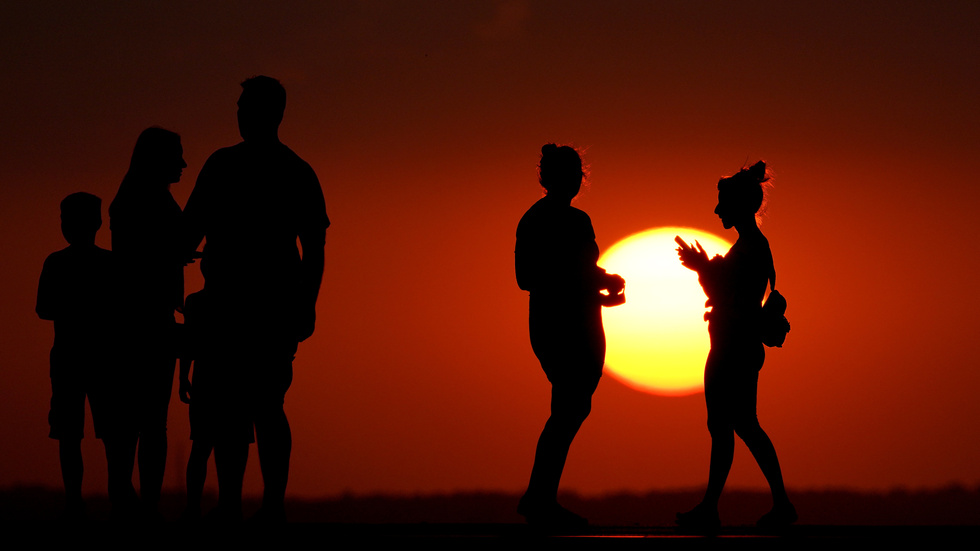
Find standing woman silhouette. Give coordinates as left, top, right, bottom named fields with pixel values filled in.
left=515, top=144, right=625, bottom=528
left=108, top=127, right=188, bottom=519
left=675, top=161, right=796, bottom=530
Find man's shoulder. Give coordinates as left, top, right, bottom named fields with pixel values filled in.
left=277, top=143, right=317, bottom=175
left=204, top=142, right=247, bottom=164
left=205, top=142, right=315, bottom=173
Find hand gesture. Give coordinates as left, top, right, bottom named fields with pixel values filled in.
left=604, top=273, right=626, bottom=295
left=600, top=273, right=626, bottom=307
left=675, top=236, right=709, bottom=272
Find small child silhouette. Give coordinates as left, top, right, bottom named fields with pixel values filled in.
left=177, top=254, right=255, bottom=520
left=36, top=192, right=116, bottom=520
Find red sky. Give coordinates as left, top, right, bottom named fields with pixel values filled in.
left=2, top=1, right=979, bottom=498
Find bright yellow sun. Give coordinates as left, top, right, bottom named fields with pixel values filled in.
left=599, top=227, right=732, bottom=396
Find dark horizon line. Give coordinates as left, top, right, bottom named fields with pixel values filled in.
left=4, top=484, right=979, bottom=526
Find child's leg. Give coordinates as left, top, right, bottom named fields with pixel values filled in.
left=185, top=439, right=213, bottom=512
left=103, top=435, right=138, bottom=517
left=49, top=374, right=86, bottom=516
left=214, top=440, right=248, bottom=520
left=59, top=439, right=84, bottom=510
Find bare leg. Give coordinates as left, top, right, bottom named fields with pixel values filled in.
left=520, top=380, right=596, bottom=528
left=525, top=387, right=591, bottom=501
left=703, top=428, right=735, bottom=508
left=138, top=428, right=167, bottom=516
left=737, top=422, right=797, bottom=527
left=213, top=440, right=248, bottom=522
left=255, top=407, right=291, bottom=519
left=104, top=435, right=138, bottom=519
left=59, top=439, right=84, bottom=516
left=737, top=423, right=790, bottom=506
left=137, top=353, right=174, bottom=518
left=184, top=439, right=213, bottom=517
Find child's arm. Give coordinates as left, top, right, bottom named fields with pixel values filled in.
left=36, top=256, right=58, bottom=321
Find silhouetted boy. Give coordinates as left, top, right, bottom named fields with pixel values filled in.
left=36, top=192, right=115, bottom=520
left=177, top=285, right=214, bottom=520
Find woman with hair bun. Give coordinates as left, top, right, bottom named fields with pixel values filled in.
left=515, top=144, right=625, bottom=528
left=675, top=161, right=796, bottom=530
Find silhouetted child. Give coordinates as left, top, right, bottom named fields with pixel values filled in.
left=178, top=284, right=215, bottom=521
left=178, top=254, right=253, bottom=521
left=36, top=192, right=115, bottom=520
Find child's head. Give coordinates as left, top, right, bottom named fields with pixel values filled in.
left=60, top=192, right=102, bottom=245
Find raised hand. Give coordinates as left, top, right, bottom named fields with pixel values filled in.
left=675, top=236, right=709, bottom=272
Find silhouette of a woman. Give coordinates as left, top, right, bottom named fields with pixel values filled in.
left=675, top=161, right=796, bottom=530
left=107, top=127, right=187, bottom=519
left=515, top=144, right=625, bottom=528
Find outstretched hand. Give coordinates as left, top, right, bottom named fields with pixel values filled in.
left=600, top=273, right=626, bottom=307
left=675, top=236, right=709, bottom=272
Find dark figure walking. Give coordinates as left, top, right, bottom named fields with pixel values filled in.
left=108, top=127, right=188, bottom=519
left=675, top=161, right=796, bottom=530
left=183, top=76, right=329, bottom=522
left=37, top=192, right=116, bottom=520
left=515, top=144, right=625, bottom=528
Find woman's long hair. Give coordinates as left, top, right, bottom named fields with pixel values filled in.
left=115, top=127, right=182, bottom=198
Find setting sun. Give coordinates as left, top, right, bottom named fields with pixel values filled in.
left=599, top=227, right=732, bottom=396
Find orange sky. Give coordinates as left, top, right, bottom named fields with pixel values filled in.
left=2, top=1, right=979, bottom=498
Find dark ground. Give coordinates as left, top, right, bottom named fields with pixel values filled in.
left=2, top=486, right=978, bottom=546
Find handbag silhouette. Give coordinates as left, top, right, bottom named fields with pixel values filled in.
left=761, top=273, right=790, bottom=347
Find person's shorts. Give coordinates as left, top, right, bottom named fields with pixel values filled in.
left=49, top=374, right=102, bottom=440
left=703, top=344, right=765, bottom=432
left=188, top=362, right=255, bottom=444
left=245, top=340, right=297, bottom=421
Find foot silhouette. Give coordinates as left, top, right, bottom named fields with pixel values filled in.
left=518, top=494, right=588, bottom=530
left=757, top=503, right=798, bottom=530
left=676, top=503, right=721, bottom=533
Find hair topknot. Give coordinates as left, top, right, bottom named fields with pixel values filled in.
left=538, top=143, right=586, bottom=196
left=718, top=160, right=773, bottom=220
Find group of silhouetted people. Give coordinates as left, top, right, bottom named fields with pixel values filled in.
left=37, top=76, right=327, bottom=524
left=37, top=77, right=795, bottom=531
left=515, top=145, right=796, bottom=531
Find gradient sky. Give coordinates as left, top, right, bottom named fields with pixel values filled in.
left=2, top=1, right=979, bottom=498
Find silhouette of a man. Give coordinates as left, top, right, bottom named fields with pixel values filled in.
left=183, top=76, right=329, bottom=521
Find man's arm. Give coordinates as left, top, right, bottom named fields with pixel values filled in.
left=181, top=155, right=214, bottom=260
left=295, top=166, right=329, bottom=342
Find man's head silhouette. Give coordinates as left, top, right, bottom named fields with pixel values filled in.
left=238, top=76, right=287, bottom=142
